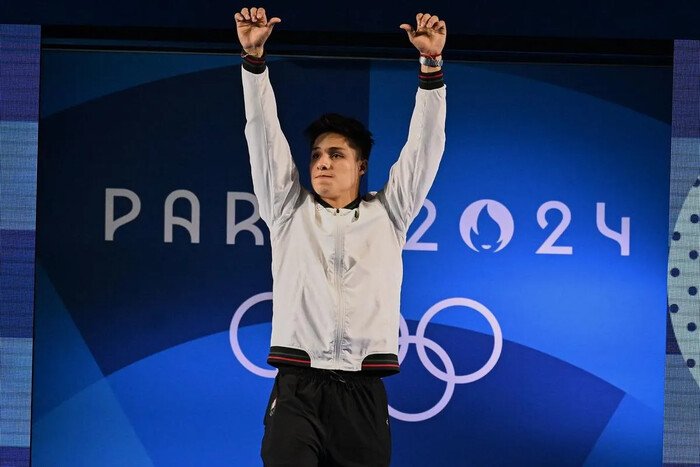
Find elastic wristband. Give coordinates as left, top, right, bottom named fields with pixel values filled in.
left=418, top=69, right=444, bottom=90
left=241, top=50, right=266, bottom=74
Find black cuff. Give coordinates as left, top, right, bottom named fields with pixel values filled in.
left=419, top=69, right=444, bottom=90
left=242, top=51, right=266, bottom=74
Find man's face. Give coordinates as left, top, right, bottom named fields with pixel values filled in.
left=310, top=132, right=366, bottom=205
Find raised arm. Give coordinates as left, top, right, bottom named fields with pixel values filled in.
left=380, top=13, right=447, bottom=234
left=236, top=7, right=300, bottom=226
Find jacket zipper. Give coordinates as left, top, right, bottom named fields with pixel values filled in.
left=334, top=214, right=345, bottom=364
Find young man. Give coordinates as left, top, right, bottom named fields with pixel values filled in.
left=235, top=7, right=446, bottom=466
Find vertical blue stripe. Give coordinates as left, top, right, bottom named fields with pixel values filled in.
left=1, top=24, right=40, bottom=467
left=0, top=24, right=40, bottom=121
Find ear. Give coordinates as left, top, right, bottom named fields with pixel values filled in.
left=359, top=160, right=367, bottom=175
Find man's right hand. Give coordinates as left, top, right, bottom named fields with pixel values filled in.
left=235, top=7, right=281, bottom=57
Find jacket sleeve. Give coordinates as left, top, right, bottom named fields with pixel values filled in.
left=378, top=85, right=446, bottom=235
left=242, top=66, right=301, bottom=227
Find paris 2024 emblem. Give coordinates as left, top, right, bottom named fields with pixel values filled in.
left=459, top=199, right=515, bottom=252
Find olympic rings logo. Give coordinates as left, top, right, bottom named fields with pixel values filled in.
left=230, top=293, right=503, bottom=422
left=391, top=297, right=503, bottom=421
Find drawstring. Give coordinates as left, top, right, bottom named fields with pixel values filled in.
left=282, top=367, right=375, bottom=390
left=328, top=370, right=346, bottom=384
left=328, top=370, right=356, bottom=390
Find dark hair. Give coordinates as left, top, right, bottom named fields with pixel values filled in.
left=304, top=113, right=374, bottom=161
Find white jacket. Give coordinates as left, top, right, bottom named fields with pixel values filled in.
left=242, top=66, right=446, bottom=375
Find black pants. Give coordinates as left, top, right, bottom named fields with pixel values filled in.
left=261, top=366, right=391, bottom=467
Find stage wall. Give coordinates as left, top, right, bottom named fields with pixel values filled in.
left=32, top=51, right=671, bottom=465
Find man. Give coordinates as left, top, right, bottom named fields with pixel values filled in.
left=235, top=7, right=446, bottom=466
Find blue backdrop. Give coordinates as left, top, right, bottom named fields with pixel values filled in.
left=33, top=52, right=670, bottom=466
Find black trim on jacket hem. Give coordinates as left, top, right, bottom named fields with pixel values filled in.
left=267, top=346, right=400, bottom=377
left=361, top=353, right=400, bottom=376
left=267, top=346, right=311, bottom=367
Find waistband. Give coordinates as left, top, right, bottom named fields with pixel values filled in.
left=278, top=365, right=383, bottom=384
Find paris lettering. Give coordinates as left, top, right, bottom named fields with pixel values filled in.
left=104, top=188, right=630, bottom=256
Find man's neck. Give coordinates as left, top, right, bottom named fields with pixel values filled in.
left=316, top=193, right=361, bottom=210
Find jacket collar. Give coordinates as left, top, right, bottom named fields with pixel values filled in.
left=314, top=193, right=361, bottom=210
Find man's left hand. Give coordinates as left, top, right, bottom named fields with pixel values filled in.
left=400, top=13, right=447, bottom=56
